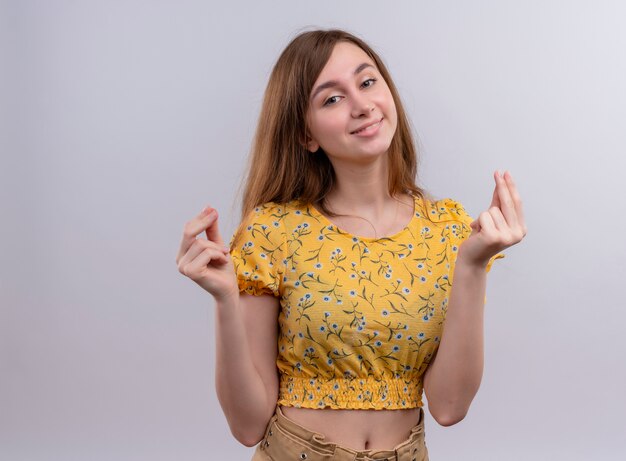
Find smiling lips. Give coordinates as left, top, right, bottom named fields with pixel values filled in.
left=351, top=117, right=383, bottom=135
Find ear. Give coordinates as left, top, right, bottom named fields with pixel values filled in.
left=307, top=139, right=320, bottom=153
left=301, top=132, right=320, bottom=153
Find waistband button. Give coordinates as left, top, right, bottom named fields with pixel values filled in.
left=299, top=453, right=307, bottom=459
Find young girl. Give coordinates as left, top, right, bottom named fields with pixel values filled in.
left=176, top=29, right=526, bottom=461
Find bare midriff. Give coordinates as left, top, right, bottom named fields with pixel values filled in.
left=280, top=405, right=423, bottom=451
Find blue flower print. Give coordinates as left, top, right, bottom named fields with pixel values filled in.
left=230, top=199, right=460, bottom=410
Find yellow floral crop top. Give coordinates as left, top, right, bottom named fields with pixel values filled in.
left=228, top=194, right=505, bottom=410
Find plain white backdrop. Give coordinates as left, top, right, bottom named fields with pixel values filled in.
left=1, top=1, right=625, bottom=460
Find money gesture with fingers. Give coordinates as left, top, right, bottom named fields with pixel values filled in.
left=176, top=206, right=239, bottom=302
left=459, top=170, right=527, bottom=268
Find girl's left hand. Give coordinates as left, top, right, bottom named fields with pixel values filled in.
left=459, top=170, right=527, bottom=267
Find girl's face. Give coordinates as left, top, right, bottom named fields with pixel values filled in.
left=305, top=42, right=398, bottom=163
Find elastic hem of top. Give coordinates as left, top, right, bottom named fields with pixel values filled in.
left=278, top=374, right=424, bottom=410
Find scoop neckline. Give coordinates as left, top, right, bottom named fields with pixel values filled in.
left=307, top=194, right=419, bottom=242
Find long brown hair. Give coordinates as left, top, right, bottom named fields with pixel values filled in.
left=231, top=28, right=434, bottom=246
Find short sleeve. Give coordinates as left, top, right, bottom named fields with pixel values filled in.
left=431, top=198, right=506, bottom=273
left=428, top=198, right=505, bottom=304
left=228, top=203, right=286, bottom=297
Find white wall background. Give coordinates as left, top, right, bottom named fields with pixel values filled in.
left=1, top=1, right=625, bottom=460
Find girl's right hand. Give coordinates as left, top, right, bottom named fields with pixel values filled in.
left=176, top=206, right=239, bottom=302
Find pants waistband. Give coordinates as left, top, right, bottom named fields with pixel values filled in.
left=259, top=405, right=427, bottom=461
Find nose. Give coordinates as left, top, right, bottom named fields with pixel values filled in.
left=350, top=93, right=375, bottom=118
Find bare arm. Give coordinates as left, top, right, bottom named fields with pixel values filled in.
left=214, top=292, right=280, bottom=447
left=424, top=170, right=527, bottom=426
left=176, top=206, right=281, bottom=446
left=423, top=257, right=488, bottom=426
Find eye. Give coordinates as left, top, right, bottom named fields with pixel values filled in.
left=323, top=96, right=341, bottom=107
left=361, top=78, right=377, bottom=88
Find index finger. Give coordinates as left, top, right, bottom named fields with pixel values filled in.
left=503, top=171, right=526, bottom=228
left=176, top=207, right=217, bottom=259
left=495, top=170, right=518, bottom=228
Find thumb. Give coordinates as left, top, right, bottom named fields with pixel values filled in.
left=470, top=219, right=480, bottom=233
left=205, top=209, right=225, bottom=247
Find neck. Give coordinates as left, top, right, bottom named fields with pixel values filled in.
left=324, top=155, right=396, bottom=219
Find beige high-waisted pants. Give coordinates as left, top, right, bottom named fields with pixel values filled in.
left=252, top=405, right=429, bottom=461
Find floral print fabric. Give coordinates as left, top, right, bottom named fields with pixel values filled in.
left=229, top=194, right=505, bottom=410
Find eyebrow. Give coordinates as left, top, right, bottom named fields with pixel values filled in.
left=311, top=62, right=376, bottom=101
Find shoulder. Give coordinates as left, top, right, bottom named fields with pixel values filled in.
left=419, top=196, right=474, bottom=226
left=244, top=201, right=290, bottom=222
left=236, top=202, right=301, bottom=235
left=230, top=201, right=291, bottom=250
